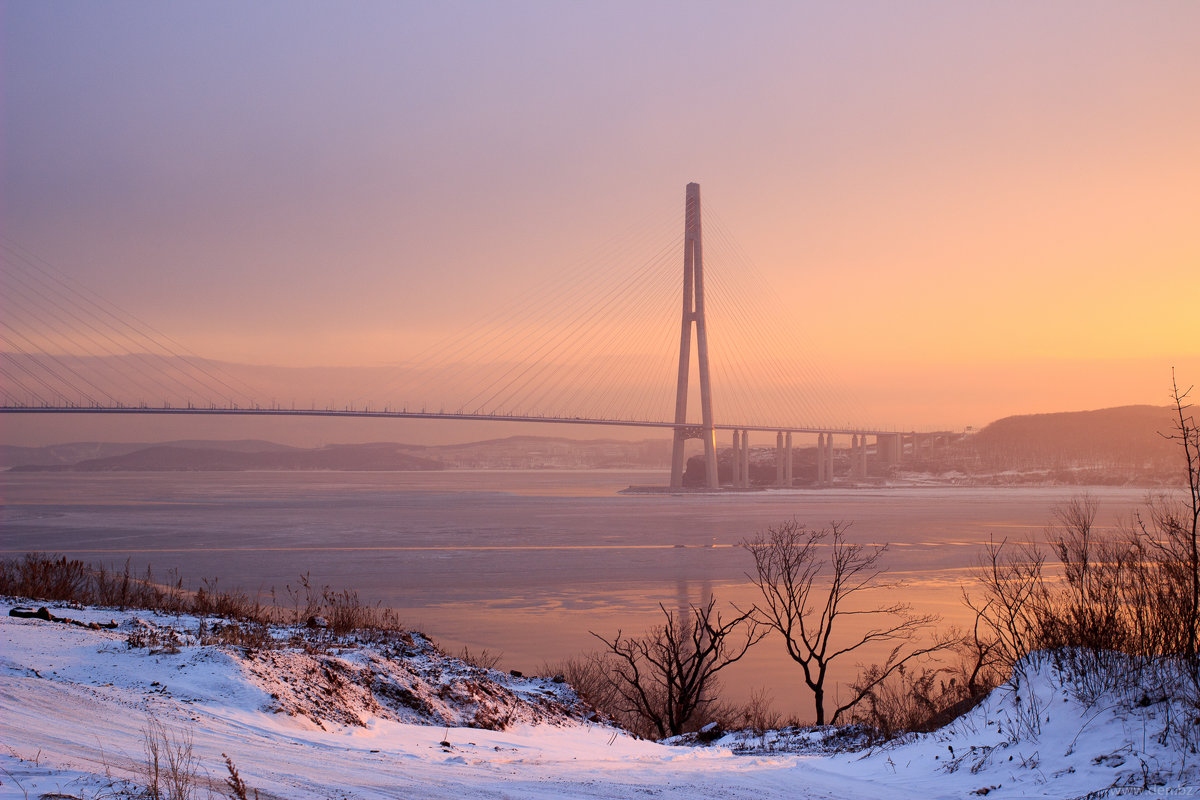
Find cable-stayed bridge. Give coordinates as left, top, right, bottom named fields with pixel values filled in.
left=0, top=184, right=956, bottom=489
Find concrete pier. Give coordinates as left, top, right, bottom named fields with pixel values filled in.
left=884, top=433, right=902, bottom=465
left=740, top=430, right=750, bottom=486
left=776, top=432, right=784, bottom=486
left=816, top=433, right=826, bottom=484
left=731, top=430, right=741, bottom=488
left=825, top=433, right=835, bottom=483
left=785, top=432, right=793, bottom=486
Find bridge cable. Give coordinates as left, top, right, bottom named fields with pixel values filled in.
left=369, top=204, right=680, bottom=411
left=460, top=230, right=681, bottom=416
left=511, top=233, right=680, bottom=419
left=0, top=263, right=190, bottom=405
left=0, top=323, right=116, bottom=407
left=1, top=237, right=262, bottom=407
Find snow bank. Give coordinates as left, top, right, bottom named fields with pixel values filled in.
left=3, top=603, right=1198, bottom=799
left=703, top=652, right=1200, bottom=798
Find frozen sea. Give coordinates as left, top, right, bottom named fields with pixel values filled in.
left=0, top=469, right=1157, bottom=719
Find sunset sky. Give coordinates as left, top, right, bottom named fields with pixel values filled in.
left=2, top=1, right=1197, bottom=444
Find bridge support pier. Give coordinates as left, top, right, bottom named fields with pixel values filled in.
left=826, top=433, right=835, bottom=484
left=880, top=433, right=902, bottom=466
left=730, top=430, right=741, bottom=488
left=776, top=432, right=784, bottom=486
left=785, top=432, right=793, bottom=486
left=741, top=430, right=750, bottom=486
left=816, top=433, right=825, bottom=484
left=852, top=434, right=867, bottom=478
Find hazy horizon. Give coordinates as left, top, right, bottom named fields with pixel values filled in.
left=0, top=385, right=1178, bottom=450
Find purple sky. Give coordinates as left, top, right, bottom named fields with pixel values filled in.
left=2, top=1, right=1198, bottom=443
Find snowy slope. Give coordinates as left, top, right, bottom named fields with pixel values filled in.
left=2, top=604, right=1198, bottom=799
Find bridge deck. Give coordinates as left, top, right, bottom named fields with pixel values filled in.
left=0, top=405, right=946, bottom=437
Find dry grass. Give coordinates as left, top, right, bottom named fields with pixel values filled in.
left=0, top=553, right=415, bottom=654
left=223, top=753, right=256, bottom=800
left=0, top=553, right=90, bottom=602
left=456, top=646, right=504, bottom=670
left=738, top=686, right=784, bottom=736
left=142, top=719, right=197, bottom=800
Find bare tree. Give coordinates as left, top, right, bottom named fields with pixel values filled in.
left=1166, top=372, right=1199, bottom=659
left=1043, top=496, right=1138, bottom=655
left=591, top=596, right=764, bottom=738
left=744, top=520, right=953, bottom=725
left=961, top=536, right=1047, bottom=677
left=951, top=598, right=1005, bottom=698
left=1135, top=371, right=1200, bottom=660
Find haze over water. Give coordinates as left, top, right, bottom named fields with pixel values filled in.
left=0, top=469, right=1155, bottom=719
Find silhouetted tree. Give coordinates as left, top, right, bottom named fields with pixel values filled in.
left=591, top=597, right=764, bottom=738
left=1139, top=371, right=1200, bottom=660
left=744, top=520, right=953, bottom=725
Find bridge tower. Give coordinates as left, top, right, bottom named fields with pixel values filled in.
left=670, top=182, right=719, bottom=489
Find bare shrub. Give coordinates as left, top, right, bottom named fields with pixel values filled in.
left=739, top=686, right=783, bottom=735
left=1164, top=371, right=1200, bottom=660
left=962, top=537, right=1047, bottom=679
left=201, top=620, right=276, bottom=653
left=961, top=373, right=1200, bottom=726
left=0, top=553, right=90, bottom=602
left=541, top=651, right=623, bottom=719
left=279, top=574, right=403, bottom=641
left=1043, top=497, right=1140, bottom=655
left=160, top=567, right=190, bottom=615
left=456, top=646, right=504, bottom=670
left=193, top=578, right=266, bottom=622
left=1128, top=376, right=1199, bottom=664
left=285, top=573, right=322, bottom=629
left=95, top=559, right=180, bottom=611
left=950, top=615, right=1005, bottom=699
left=849, top=662, right=972, bottom=740
left=322, top=586, right=378, bottom=636
left=142, top=719, right=198, bottom=800
left=127, top=623, right=183, bottom=653
left=592, top=596, right=764, bottom=739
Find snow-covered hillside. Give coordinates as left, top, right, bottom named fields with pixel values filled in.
left=2, top=603, right=1197, bottom=799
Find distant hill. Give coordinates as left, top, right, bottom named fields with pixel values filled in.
left=3, top=435, right=671, bottom=472
left=967, top=404, right=1179, bottom=477
left=0, top=439, right=300, bottom=468
left=11, top=443, right=444, bottom=472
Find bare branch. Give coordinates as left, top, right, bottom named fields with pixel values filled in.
left=590, top=596, right=764, bottom=738
left=743, top=519, right=947, bottom=725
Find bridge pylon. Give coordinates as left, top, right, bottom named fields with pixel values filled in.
left=669, top=182, right=719, bottom=489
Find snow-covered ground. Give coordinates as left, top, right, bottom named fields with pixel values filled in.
left=2, top=603, right=1197, bottom=799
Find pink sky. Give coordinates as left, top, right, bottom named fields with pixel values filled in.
left=2, top=2, right=1197, bottom=445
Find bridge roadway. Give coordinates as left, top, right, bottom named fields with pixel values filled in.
left=0, top=404, right=932, bottom=438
